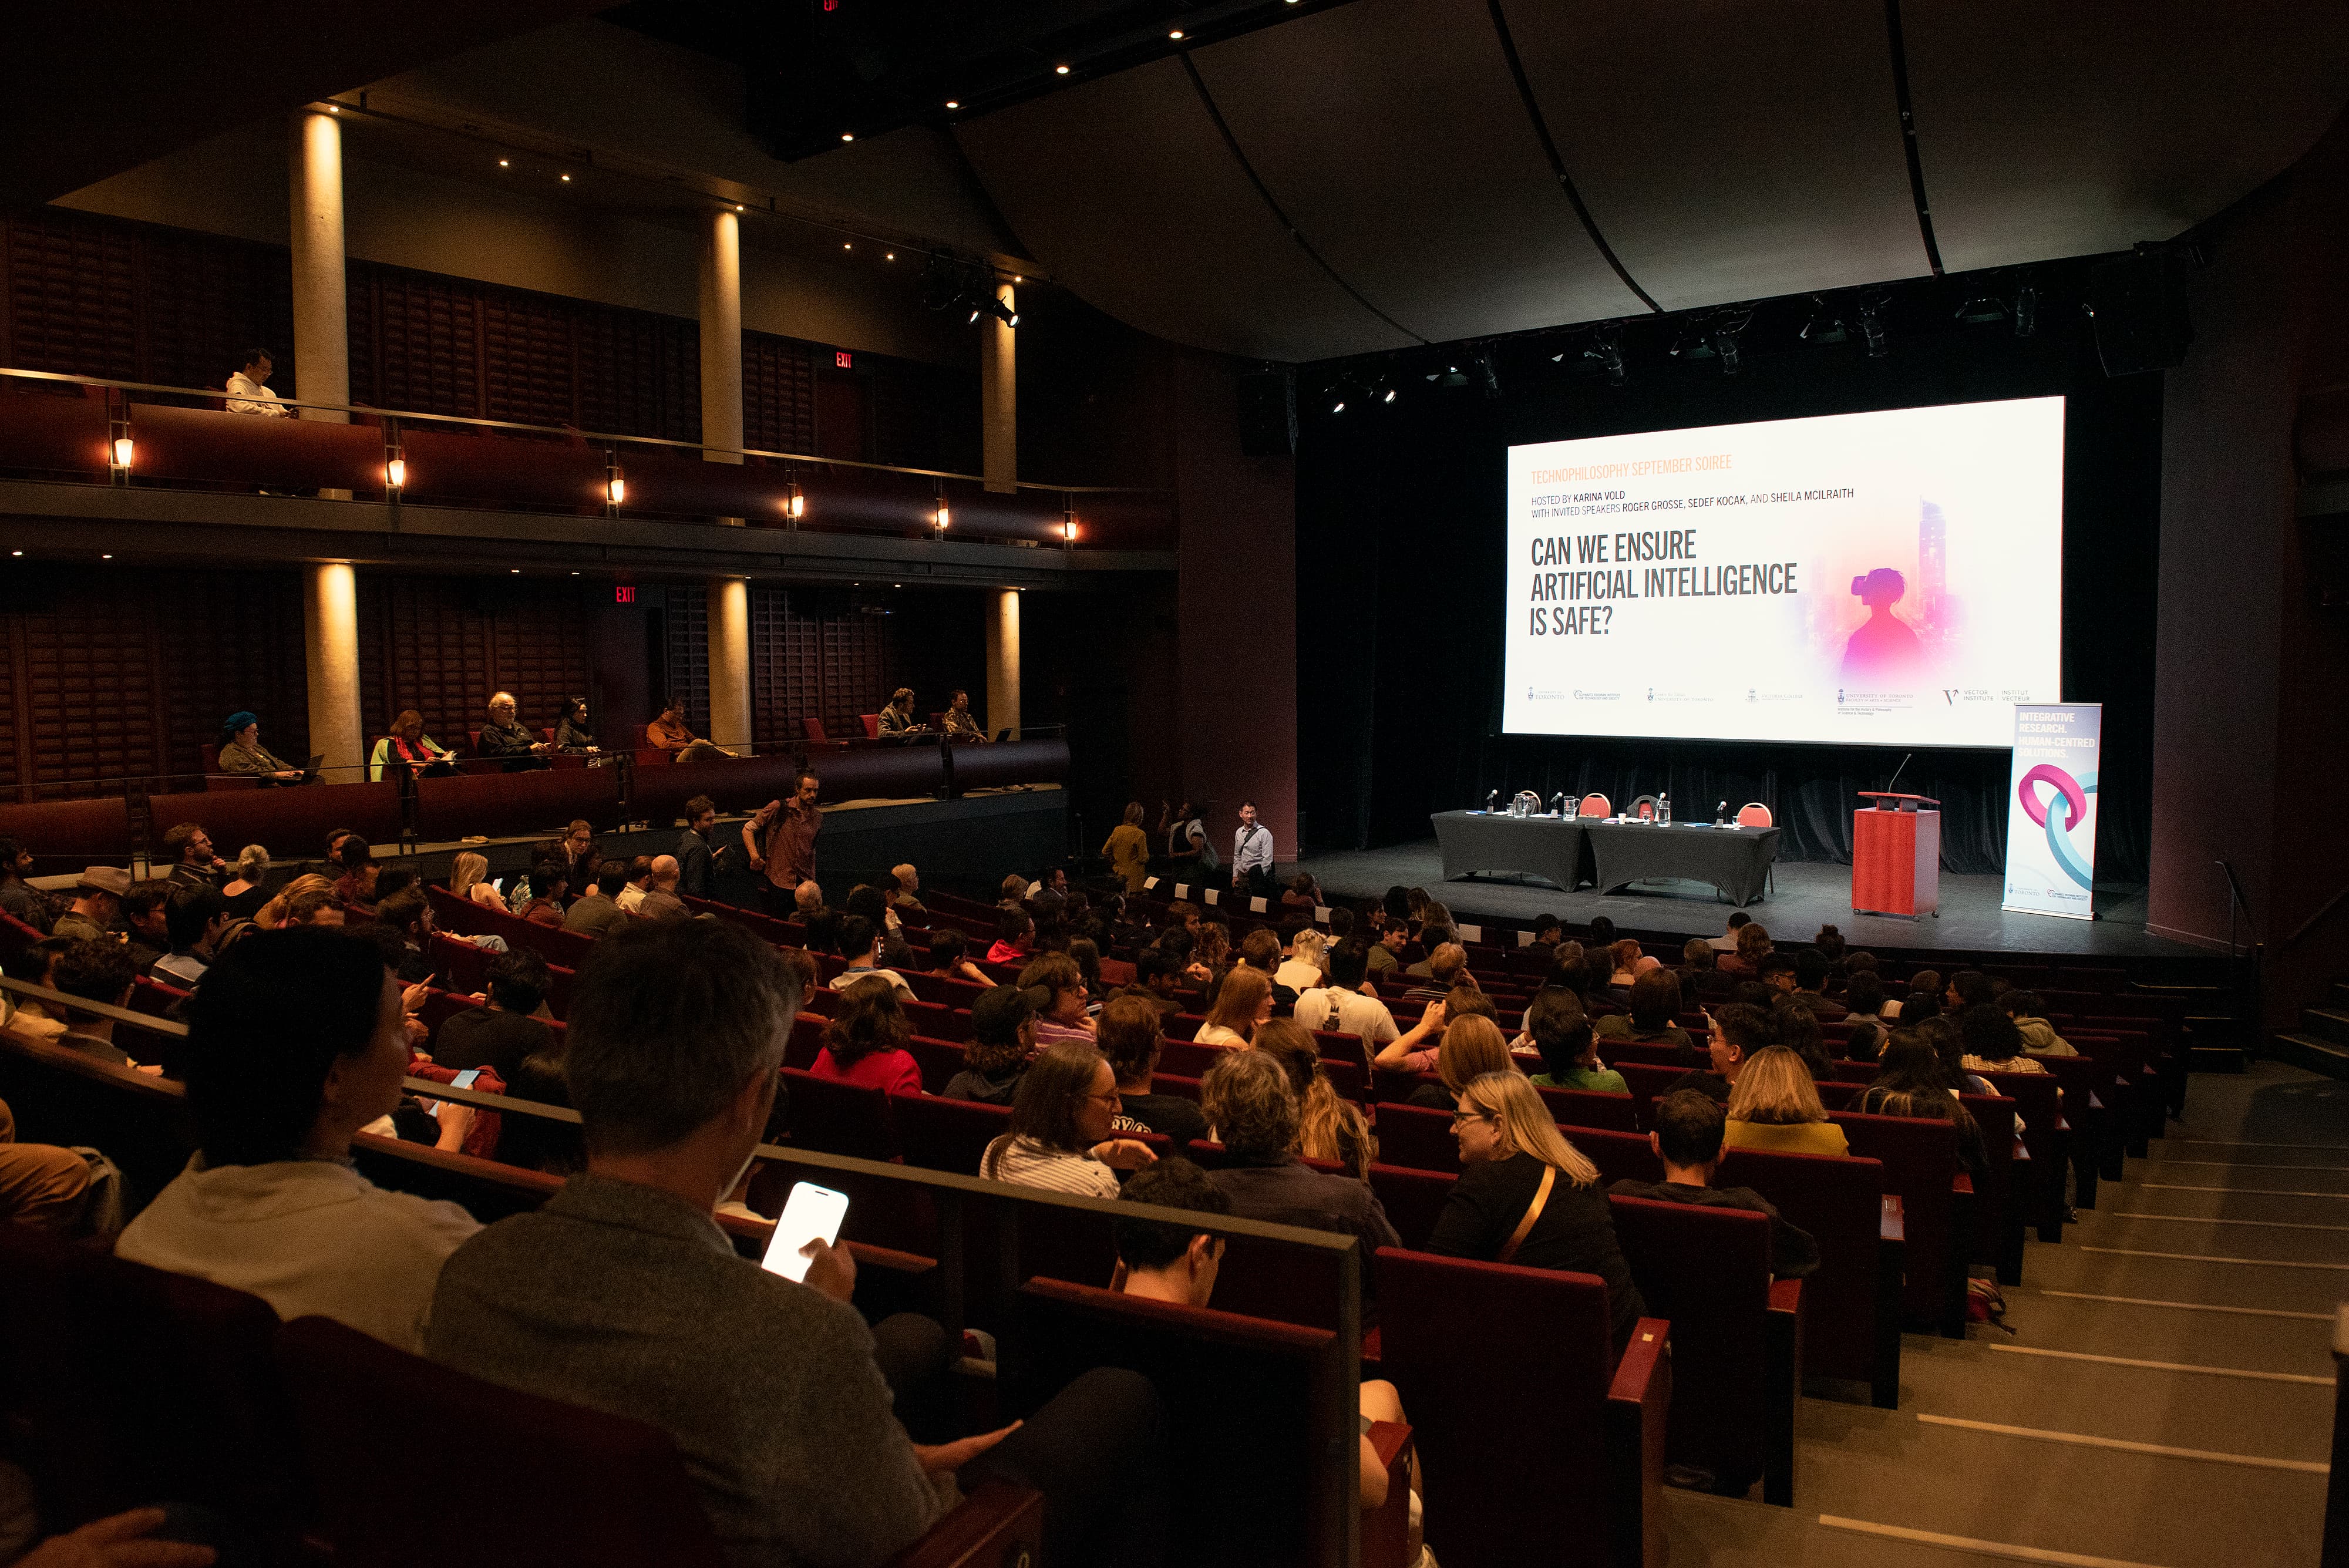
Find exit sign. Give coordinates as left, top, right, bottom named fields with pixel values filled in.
left=835, top=351, right=853, bottom=369
left=614, top=585, right=637, bottom=604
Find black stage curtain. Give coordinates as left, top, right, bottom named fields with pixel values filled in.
left=1297, top=287, right=2158, bottom=883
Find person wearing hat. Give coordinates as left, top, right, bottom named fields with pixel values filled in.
left=52, top=867, right=131, bottom=945
left=216, top=712, right=303, bottom=783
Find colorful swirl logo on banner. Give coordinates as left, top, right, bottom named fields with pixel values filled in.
left=2016, top=764, right=2097, bottom=890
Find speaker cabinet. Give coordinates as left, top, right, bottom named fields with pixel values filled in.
left=2089, top=253, right=2195, bottom=376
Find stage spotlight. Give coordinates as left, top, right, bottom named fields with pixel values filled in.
left=1382, top=384, right=1397, bottom=403
left=1799, top=295, right=1847, bottom=344
left=1857, top=294, right=1890, bottom=359
left=2013, top=283, right=2038, bottom=337
left=1473, top=349, right=1500, bottom=399
left=1954, top=293, right=2007, bottom=325
left=1668, top=324, right=1714, bottom=361
left=1709, top=309, right=1751, bottom=375
left=991, top=297, right=1019, bottom=327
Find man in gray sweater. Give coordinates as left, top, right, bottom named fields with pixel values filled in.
left=427, top=919, right=1163, bottom=1567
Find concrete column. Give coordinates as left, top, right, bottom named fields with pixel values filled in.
left=303, top=563, right=362, bottom=779
left=699, top=209, right=745, bottom=524
left=288, top=110, right=349, bottom=422
left=985, top=588, right=1022, bottom=739
left=708, top=576, right=753, bottom=755
left=981, top=278, right=1016, bottom=494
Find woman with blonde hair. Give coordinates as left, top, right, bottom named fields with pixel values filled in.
left=1251, top=1018, right=1377, bottom=1177
left=1724, top=1045, right=1849, bottom=1156
left=220, top=844, right=273, bottom=920
left=1102, top=800, right=1151, bottom=893
left=253, top=873, right=336, bottom=930
left=1194, top=966, right=1271, bottom=1047
left=1402, top=1012, right=1514, bottom=1108
left=449, top=851, right=506, bottom=911
left=1273, top=927, right=1328, bottom=993
left=1431, top=1070, right=1646, bottom=1357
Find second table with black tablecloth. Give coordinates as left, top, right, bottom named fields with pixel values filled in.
left=1580, top=820, right=1780, bottom=906
left=1430, top=810, right=1590, bottom=890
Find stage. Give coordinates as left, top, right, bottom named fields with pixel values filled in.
left=1293, top=839, right=2203, bottom=960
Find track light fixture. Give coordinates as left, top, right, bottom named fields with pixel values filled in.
left=1472, top=348, right=1500, bottom=399
left=2013, top=282, right=2038, bottom=338
left=1584, top=325, right=1626, bottom=386
left=1798, top=295, right=1847, bottom=344
left=1856, top=293, right=1890, bottom=359
left=1709, top=308, right=1752, bottom=375
left=1954, top=292, right=2007, bottom=325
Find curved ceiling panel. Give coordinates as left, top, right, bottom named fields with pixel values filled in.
left=1502, top=0, right=1930, bottom=311
left=956, top=59, right=1416, bottom=362
left=1903, top=1, right=2349, bottom=271
left=1187, top=0, right=1645, bottom=346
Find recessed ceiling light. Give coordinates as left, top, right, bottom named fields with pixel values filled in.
left=498, top=159, right=510, bottom=168
left=8, top=551, right=18, bottom=557
left=1014, top=274, right=1023, bottom=283
left=510, top=568, right=520, bottom=574
left=1055, top=64, right=1070, bottom=74
left=945, top=100, right=960, bottom=109
left=886, top=251, right=895, bottom=260
left=326, top=105, right=338, bottom=113
left=559, top=173, right=571, bottom=182
left=102, top=553, right=113, bottom=560
left=843, top=242, right=852, bottom=251
left=735, top=204, right=745, bottom=211
left=841, top=132, right=854, bottom=142
left=1169, top=29, right=1184, bottom=38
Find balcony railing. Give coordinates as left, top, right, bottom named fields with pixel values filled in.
left=0, top=368, right=1176, bottom=551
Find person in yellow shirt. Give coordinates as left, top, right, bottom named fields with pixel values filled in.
left=1102, top=800, right=1150, bottom=893
left=1722, top=1047, right=1850, bottom=1158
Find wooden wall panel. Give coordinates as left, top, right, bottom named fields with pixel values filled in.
left=358, top=576, right=594, bottom=752
left=746, top=588, right=898, bottom=744
left=157, top=579, right=309, bottom=782
left=742, top=332, right=816, bottom=454
left=4, top=211, right=139, bottom=381
left=6, top=571, right=161, bottom=798
left=578, top=310, right=699, bottom=443
left=662, top=582, right=709, bottom=738
left=362, top=271, right=481, bottom=418
left=480, top=292, right=576, bottom=428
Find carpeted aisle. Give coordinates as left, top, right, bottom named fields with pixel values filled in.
left=1656, top=1061, right=2343, bottom=1567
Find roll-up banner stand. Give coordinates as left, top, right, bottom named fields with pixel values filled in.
left=2003, top=702, right=2101, bottom=920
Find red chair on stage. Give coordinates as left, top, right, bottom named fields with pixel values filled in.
left=1578, top=793, right=1611, bottom=817
left=1735, top=802, right=1773, bottom=826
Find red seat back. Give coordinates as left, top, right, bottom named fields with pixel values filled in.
left=779, top=1065, right=898, bottom=1159
left=1370, top=1101, right=1460, bottom=1173
left=1829, top=1109, right=1958, bottom=1327
left=1539, top=1085, right=1642, bottom=1132
left=277, top=1314, right=729, bottom=1567
left=1578, top=793, right=1611, bottom=817
left=1367, top=1162, right=1458, bottom=1251
left=1608, top=1194, right=1773, bottom=1493
left=894, top=1091, right=1012, bottom=1175
left=1375, top=1248, right=1625, bottom=1568
left=1717, top=1145, right=1887, bottom=1389
left=903, top=1034, right=966, bottom=1093
left=1736, top=802, right=1773, bottom=827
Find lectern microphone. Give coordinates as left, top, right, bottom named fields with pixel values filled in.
left=1884, top=753, right=1913, bottom=795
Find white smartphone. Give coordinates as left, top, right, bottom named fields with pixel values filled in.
left=449, top=1069, right=482, bottom=1091
left=761, top=1182, right=850, bottom=1284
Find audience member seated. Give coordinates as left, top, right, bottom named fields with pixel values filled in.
left=1272, top=927, right=1327, bottom=994
left=435, top=950, right=556, bottom=1082
left=1861, top=1034, right=1990, bottom=1182
left=834, top=915, right=914, bottom=1000
left=1920, top=1014, right=1995, bottom=1096
left=811, top=976, right=923, bottom=1096
left=1292, top=938, right=1400, bottom=1054
left=1945, top=968, right=1997, bottom=1012
left=1396, top=1014, right=1512, bottom=1109
left=0, top=1095, right=98, bottom=1234
left=117, top=928, right=480, bottom=1351
left=944, top=985, right=1036, bottom=1105
left=1402, top=931, right=1456, bottom=984
left=1113, top=1158, right=1419, bottom=1535
left=1193, top=966, right=1270, bottom=1048
left=445, top=851, right=499, bottom=913
left=1720, top=920, right=1771, bottom=979
left=876, top=687, right=926, bottom=736
left=1366, top=921, right=1408, bottom=978
left=427, top=920, right=1163, bottom=1568
left=1611, top=1091, right=1820, bottom=1278
left=1843, top=971, right=1890, bottom=1024
left=1723, top=1047, right=1849, bottom=1157
left=1960, top=1004, right=2048, bottom=1077
left=0, top=836, right=52, bottom=933
left=1605, top=939, right=1645, bottom=988
left=1249, top=1019, right=1377, bottom=1178
left=121, top=883, right=172, bottom=970
left=1771, top=997, right=1835, bottom=1081
left=52, top=866, right=129, bottom=945
left=1200, top=1049, right=1398, bottom=1261
left=925, top=929, right=991, bottom=988
left=252, top=874, right=335, bottom=930
left=613, top=854, right=655, bottom=914
left=1996, top=990, right=2071, bottom=1056
left=160, top=822, right=227, bottom=890
left=644, top=695, right=735, bottom=761
left=1754, top=952, right=1799, bottom=998
left=1191, top=921, right=1231, bottom=980
left=843, top=885, right=918, bottom=967
left=1791, top=950, right=1847, bottom=1018
left=224, top=346, right=291, bottom=415
left=981, top=1039, right=1157, bottom=1194
left=1122, top=950, right=1187, bottom=1017
left=1594, top=967, right=1696, bottom=1061
left=1670, top=1001, right=1775, bottom=1103
left=1679, top=938, right=1728, bottom=1004
left=1098, top=993, right=1209, bottom=1145
left=1525, top=990, right=1628, bottom=1093
left=516, top=864, right=570, bottom=927
left=940, top=687, right=988, bottom=742
left=987, top=907, right=1034, bottom=967
left=216, top=711, right=304, bottom=783
left=637, top=856, right=688, bottom=922
left=1708, top=911, right=1750, bottom=954
left=153, top=884, right=230, bottom=988
left=1845, top=1018, right=1886, bottom=1062
left=1812, top=923, right=1847, bottom=966
left=563, top=863, right=632, bottom=937
left=215, top=843, right=271, bottom=921
left=331, top=836, right=379, bottom=917
left=1020, top=952, right=1096, bottom=1044
left=0, top=939, right=71, bottom=1040
left=554, top=695, right=601, bottom=755
left=1432, top=1071, right=1645, bottom=1356
left=1280, top=872, right=1324, bottom=917
left=48, top=940, right=157, bottom=1072
left=371, top=708, right=456, bottom=782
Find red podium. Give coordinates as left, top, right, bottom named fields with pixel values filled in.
left=1852, top=793, right=1940, bottom=918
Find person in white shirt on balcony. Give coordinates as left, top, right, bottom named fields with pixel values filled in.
left=225, top=349, right=291, bottom=417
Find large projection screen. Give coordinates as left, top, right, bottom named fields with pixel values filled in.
left=1502, top=396, right=2065, bottom=748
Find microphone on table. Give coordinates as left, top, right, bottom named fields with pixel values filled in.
left=1715, top=799, right=1728, bottom=826
left=1486, top=789, right=1500, bottom=814
left=1884, top=753, right=1914, bottom=795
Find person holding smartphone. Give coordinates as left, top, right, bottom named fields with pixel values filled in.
left=428, top=921, right=1166, bottom=1568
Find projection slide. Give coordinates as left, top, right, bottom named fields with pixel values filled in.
left=1502, top=397, right=2065, bottom=748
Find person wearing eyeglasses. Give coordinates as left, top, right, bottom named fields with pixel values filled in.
left=979, top=1039, right=1157, bottom=1197
left=1431, top=1070, right=1645, bottom=1360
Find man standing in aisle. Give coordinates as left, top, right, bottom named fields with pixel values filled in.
left=751, top=770, right=822, bottom=918
left=1231, top=802, right=1274, bottom=899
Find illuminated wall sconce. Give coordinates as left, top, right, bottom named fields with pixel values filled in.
left=607, top=477, right=627, bottom=506
left=1062, top=511, right=1078, bottom=541
left=935, top=503, right=951, bottom=529
left=385, top=458, right=406, bottom=489
left=110, top=438, right=133, bottom=469
left=785, top=484, right=806, bottom=520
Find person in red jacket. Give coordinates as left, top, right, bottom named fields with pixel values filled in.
left=807, top=974, right=921, bottom=1096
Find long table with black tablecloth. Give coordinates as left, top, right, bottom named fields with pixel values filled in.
left=1580, top=820, right=1781, bottom=906
left=1431, top=810, right=1590, bottom=890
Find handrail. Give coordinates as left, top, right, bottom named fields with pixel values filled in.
left=1, top=975, right=184, bottom=1037
left=2217, top=858, right=2259, bottom=958
left=2283, top=877, right=2349, bottom=952
left=0, top=366, right=1172, bottom=496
